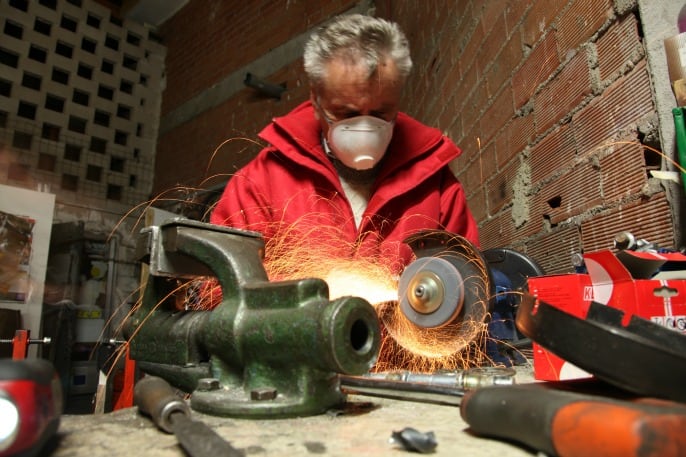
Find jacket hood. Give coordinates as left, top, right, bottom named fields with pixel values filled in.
left=259, top=101, right=461, bottom=179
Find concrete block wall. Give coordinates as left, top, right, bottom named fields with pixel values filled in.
left=0, top=0, right=166, bottom=322
left=0, top=0, right=165, bottom=209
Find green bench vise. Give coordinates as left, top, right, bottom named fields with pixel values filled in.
left=124, top=218, right=380, bottom=418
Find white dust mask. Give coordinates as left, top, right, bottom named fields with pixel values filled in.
left=326, top=115, right=394, bottom=170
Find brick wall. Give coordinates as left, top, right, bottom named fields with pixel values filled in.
left=377, top=0, right=675, bottom=274
left=156, top=0, right=676, bottom=274
left=154, top=0, right=359, bottom=197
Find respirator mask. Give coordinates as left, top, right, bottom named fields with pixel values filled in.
left=325, top=115, right=395, bottom=170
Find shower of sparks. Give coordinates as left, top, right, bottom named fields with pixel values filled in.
left=323, top=263, right=398, bottom=304
left=96, top=129, right=557, bottom=377
left=96, top=187, right=530, bottom=383
left=28, top=129, right=672, bottom=407
left=377, top=234, right=493, bottom=371
left=188, top=225, right=494, bottom=372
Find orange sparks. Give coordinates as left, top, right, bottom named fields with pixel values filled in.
left=186, top=225, right=492, bottom=372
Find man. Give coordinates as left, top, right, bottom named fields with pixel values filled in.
left=211, top=14, right=479, bottom=275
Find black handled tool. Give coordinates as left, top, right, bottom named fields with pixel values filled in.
left=134, top=376, right=244, bottom=457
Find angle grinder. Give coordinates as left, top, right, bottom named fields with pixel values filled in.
left=380, top=230, right=543, bottom=369
left=375, top=231, right=493, bottom=369
left=398, top=231, right=493, bottom=330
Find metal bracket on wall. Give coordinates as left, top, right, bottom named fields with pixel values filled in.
left=244, top=72, right=287, bottom=100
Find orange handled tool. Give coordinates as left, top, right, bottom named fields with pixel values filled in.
left=460, top=383, right=686, bottom=457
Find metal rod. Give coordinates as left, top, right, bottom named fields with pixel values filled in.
left=339, top=367, right=516, bottom=407
left=339, top=375, right=466, bottom=406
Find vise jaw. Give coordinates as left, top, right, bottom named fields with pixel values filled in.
left=125, top=218, right=381, bottom=418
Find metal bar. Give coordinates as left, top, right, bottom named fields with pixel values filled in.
left=339, top=375, right=465, bottom=407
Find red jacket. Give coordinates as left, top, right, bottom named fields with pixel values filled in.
left=211, top=101, right=479, bottom=274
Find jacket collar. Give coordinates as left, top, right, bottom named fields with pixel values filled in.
left=259, top=101, right=461, bottom=176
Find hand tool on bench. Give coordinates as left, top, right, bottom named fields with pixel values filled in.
left=134, top=375, right=244, bottom=457
left=458, top=292, right=686, bottom=456
left=341, top=363, right=686, bottom=457
left=460, top=381, right=686, bottom=457
left=338, top=367, right=516, bottom=406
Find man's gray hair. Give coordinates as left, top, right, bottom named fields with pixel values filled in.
left=303, top=14, right=413, bottom=86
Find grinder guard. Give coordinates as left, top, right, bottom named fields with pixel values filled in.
left=124, top=218, right=381, bottom=418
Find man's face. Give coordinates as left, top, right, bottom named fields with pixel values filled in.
left=311, top=55, right=403, bottom=136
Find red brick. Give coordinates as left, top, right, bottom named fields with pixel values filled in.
left=530, top=123, right=577, bottom=183
left=462, top=90, right=483, bottom=138
left=479, top=14, right=509, bottom=81
left=596, top=14, right=643, bottom=81
left=599, top=140, right=648, bottom=203
left=453, top=62, right=479, bottom=113
left=461, top=19, right=487, bottom=74
left=499, top=111, right=534, bottom=168
left=534, top=49, right=592, bottom=134
left=154, top=61, right=305, bottom=195
left=522, top=0, right=568, bottom=46
left=460, top=155, right=486, bottom=200
left=486, top=31, right=524, bottom=98
left=525, top=226, right=582, bottom=274
left=479, top=86, right=514, bottom=145
left=479, top=139, right=497, bottom=188
left=572, top=61, right=654, bottom=152
left=556, top=0, right=613, bottom=58
left=160, top=0, right=356, bottom=114
left=437, top=60, right=463, bottom=114
left=513, top=32, right=559, bottom=108
left=487, top=158, right=519, bottom=214
left=466, top=187, right=488, bottom=225
left=448, top=111, right=465, bottom=146
left=580, top=194, right=675, bottom=252
left=479, top=208, right=516, bottom=249
left=531, top=162, right=603, bottom=225
left=504, top=0, right=532, bottom=34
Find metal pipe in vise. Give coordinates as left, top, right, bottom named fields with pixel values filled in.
left=124, top=218, right=381, bottom=418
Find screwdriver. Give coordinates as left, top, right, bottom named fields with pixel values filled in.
left=134, top=375, right=244, bottom=457
left=459, top=382, right=686, bottom=457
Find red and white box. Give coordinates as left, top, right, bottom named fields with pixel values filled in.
left=526, top=249, right=686, bottom=381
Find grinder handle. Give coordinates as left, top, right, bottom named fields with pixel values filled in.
left=460, top=384, right=686, bottom=457
left=134, top=375, right=190, bottom=434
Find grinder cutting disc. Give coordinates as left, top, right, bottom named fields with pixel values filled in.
left=375, top=231, right=492, bottom=368
left=397, top=230, right=493, bottom=331
left=398, top=257, right=464, bottom=328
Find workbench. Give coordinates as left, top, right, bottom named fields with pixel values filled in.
left=51, top=367, right=537, bottom=457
